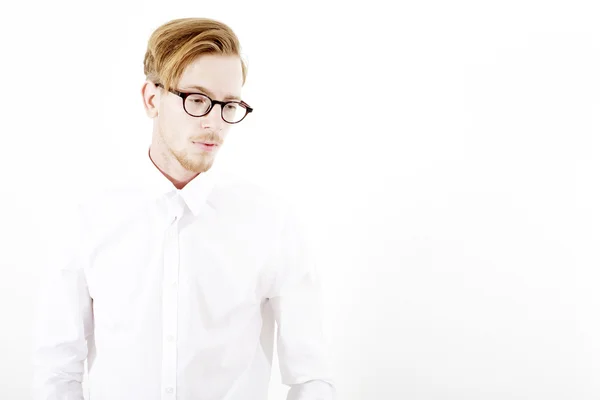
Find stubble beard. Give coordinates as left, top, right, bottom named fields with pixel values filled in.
left=170, top=145, right=214, bottom=174
left=159, top=126, right=216, bottom=174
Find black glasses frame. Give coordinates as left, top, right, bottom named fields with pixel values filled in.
left=155, top=83, right=253, bottom=124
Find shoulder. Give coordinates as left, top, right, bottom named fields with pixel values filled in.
left=66, top=174, right=150, bottom=234
left=210, top=170, right=296, bottom=226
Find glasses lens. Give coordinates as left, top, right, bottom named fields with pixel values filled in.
left=222, top=103, right=248, bottom=123
left=184, top=94, right=211, bottom=116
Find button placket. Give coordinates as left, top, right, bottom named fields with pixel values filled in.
left=161, top=195, right=183, bottom=399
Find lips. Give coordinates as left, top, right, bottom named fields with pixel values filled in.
left=193, top=141, right=218, bottom=146
left=191, top=141, right=219, bottom=152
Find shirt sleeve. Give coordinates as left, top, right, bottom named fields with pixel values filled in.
left=265, top=205, right=336, bottom=400
left=32, top=202, right=94, bottom=400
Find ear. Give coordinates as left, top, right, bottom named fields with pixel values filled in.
left=142, top=80, right=160, bottom=118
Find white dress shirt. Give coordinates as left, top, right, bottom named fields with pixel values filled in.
left=32, top=147, right=335, bottom=400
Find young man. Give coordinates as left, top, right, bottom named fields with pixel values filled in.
left=33, top=18, right=335, bottom=400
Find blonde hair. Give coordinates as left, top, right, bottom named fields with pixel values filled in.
left=143, top=18, right=247, bottom=92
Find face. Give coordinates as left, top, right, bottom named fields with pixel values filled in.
left=143, top=54, right=244, bottom=176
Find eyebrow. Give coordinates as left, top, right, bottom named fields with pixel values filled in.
left=181, top=84, right=241, bottom=101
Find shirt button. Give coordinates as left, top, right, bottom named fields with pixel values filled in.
left=166, top=335, right=175, bottom=342
left=165, top=387, right=174, bottom=394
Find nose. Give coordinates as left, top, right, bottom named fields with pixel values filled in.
left=201, top=103, right=224, bottom=129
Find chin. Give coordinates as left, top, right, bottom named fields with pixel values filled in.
left=191, top=159, right=215, bottom=174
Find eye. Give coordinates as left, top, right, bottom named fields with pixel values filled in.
left=188, top=95, right=209, bottom=104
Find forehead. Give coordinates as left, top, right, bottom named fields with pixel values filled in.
left=178, top=54, right=243, bottom=99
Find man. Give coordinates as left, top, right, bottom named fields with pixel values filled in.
left=33, top=17, right=335, bottom=400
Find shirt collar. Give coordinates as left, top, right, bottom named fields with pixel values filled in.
left=141, top=146, right=219, bottom=217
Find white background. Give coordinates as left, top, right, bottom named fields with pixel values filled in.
left=0, top=0, right=599, bottom=399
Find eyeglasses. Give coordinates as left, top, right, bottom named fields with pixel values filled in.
left=155, top=83, right=253, bottom=124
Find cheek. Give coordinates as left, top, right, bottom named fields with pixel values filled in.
left=161, top=111, right=192, bottom=144
left=221, top=125, right=233, bottom=139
